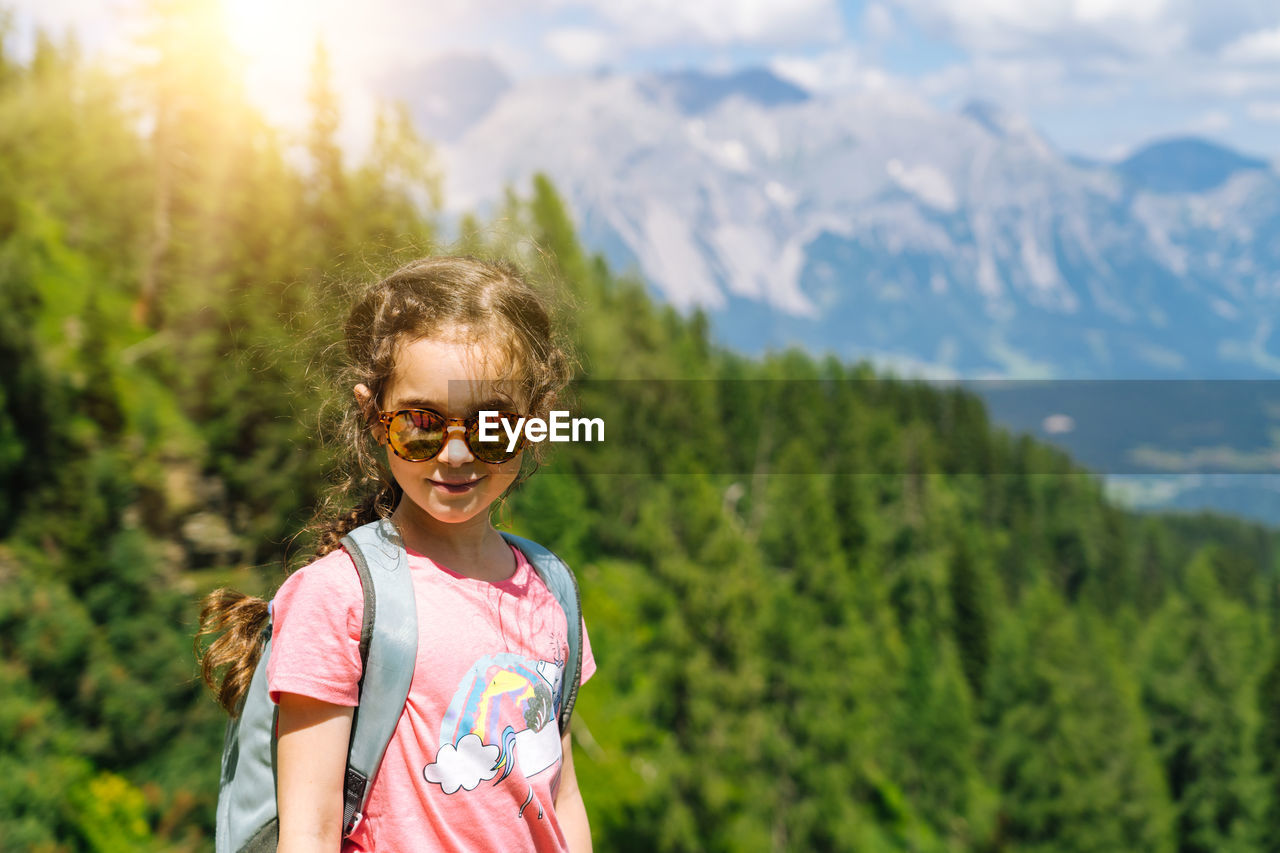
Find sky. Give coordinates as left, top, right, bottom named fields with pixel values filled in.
left=7, top=0, right=1280, bottom=162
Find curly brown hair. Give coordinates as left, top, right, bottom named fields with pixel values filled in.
left=195, top=255, right=576, bottom=715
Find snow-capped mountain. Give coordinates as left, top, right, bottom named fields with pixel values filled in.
left=433, top=64, right=1280, bottom=380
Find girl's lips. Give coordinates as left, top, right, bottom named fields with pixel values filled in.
left=429, top=477, right=483, bottom=495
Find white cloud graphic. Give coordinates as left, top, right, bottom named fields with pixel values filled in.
left=423, top=733, right=500, bottom=794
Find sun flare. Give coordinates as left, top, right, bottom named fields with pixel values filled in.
left=218, top=0, right=335, bottom=126
left=222, top=0, right=323, bottom=63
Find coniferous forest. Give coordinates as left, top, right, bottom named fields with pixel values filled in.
left=3, top=5, right=1280, bottom=851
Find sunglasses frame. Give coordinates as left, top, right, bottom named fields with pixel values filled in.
left=375, top=408, right=527, bottom=464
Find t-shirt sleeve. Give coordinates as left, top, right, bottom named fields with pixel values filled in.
left=266, top=549, right=364, bottom=706
left=579, top=615, right=597, bottom=686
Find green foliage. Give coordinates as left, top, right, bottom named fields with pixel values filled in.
left=1257, top=641, right=1280, bottom=851
left=4, top=10, right=1280, bottom=850
left=948, top=534, right=992, bottom=699
left=1139, top=550, right=1268, bottom=852
left=982, top=583, right=1176, bottom=852
left=67, top=772, right=156, bottom=852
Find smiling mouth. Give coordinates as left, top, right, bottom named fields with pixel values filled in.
left=429, top=478, right=483, bottom=494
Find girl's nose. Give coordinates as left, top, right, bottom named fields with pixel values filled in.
left=437, top=426, right=474, bottom=466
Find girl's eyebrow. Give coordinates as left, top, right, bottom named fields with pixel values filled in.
left=471, top=396, right=518, bottom=412
left=388, top=396, right=444, bottom=411
left=390, top=396, right=516, bottom=414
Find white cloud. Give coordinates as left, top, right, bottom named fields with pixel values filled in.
left=1222, top=27, right=1280, bottom=63
left=545, top=27, right=611, bottom=67
left=1181, top=65, right=1280, bottom=99
left=893, top=0, right=1279, bottom=60
left=918, top=54, right=1072, bottom=105
left=1247, top=101, right=1280, bottom=122
left=5, top=0, right=820, bottom=88
left=863, top=3, right=897, bottom=41
left=1071, top=0, right=1168, bottom=27
left=1188, top=109, right=1232, bottom=133
left=769, top=48, right=899, bottom=95
left=535, top=0, right=846, bottom=66
left=895, top=0, right=1183, bottom=57
left=423, top=733, right=499, bottom=794
left=10, top=0, right=1280, bottom=168
left=596, top=0, right=844, bottom=48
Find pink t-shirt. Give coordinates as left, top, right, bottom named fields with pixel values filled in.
left=267, top=540, right=596, bottom=852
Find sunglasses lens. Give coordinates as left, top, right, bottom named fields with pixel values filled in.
left=387, top=410, right=445, bottom=460
left=469, top=412, right=522, bottom=463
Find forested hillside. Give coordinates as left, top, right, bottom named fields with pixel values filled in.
left=3, top=7, right=1280, bottom=851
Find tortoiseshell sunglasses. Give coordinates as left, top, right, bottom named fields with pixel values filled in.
left=376, top=409, right=526, bottom=464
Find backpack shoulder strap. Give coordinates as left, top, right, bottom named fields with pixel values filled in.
left=499, top=532, right=583, bottom=734
left=339, top=518, right=418, bottom=837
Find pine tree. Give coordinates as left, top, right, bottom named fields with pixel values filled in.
left=1256, top=640, right=1280, bottom=852
left=949, top=534, right=992, bottom=700
left=1139, top=550, right=1267, bottom=852
left=982, top=581, right=1176, bottom=852
left=893, top=614, right=979, bottom=839
left=307, top=39, right=345, bottom=234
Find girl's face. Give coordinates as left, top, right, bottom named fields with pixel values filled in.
left=358, top=334, right=525, bottom=531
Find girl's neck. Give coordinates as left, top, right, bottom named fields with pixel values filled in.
left=389, top=502, right=515, bottom=583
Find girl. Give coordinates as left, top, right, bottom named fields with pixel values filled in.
left=197, top=256, right=595, bottom=852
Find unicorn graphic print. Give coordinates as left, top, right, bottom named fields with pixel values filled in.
left=422, top=652, right=565, bottom=817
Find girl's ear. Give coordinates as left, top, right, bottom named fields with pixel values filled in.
left=353, top=383, right=374, bottom=411
left=354, top=384, right=385, bottom=444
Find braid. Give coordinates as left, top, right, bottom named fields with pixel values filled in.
left=194, top=590, right=270, bottom=716
left=313, top=481, right=401, bottom=556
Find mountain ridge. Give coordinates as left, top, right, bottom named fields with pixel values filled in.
left=1118, top=136, right=1270, bottom=194
left=437, top=65, right=1280, bottom=381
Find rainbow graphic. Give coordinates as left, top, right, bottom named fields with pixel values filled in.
left=437, top=653, right=562, bottom=785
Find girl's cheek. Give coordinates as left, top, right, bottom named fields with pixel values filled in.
left=490, top=462, right=521, bottom=495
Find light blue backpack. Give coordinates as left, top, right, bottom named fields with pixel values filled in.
left=214, top=518, right=584, bottom=852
